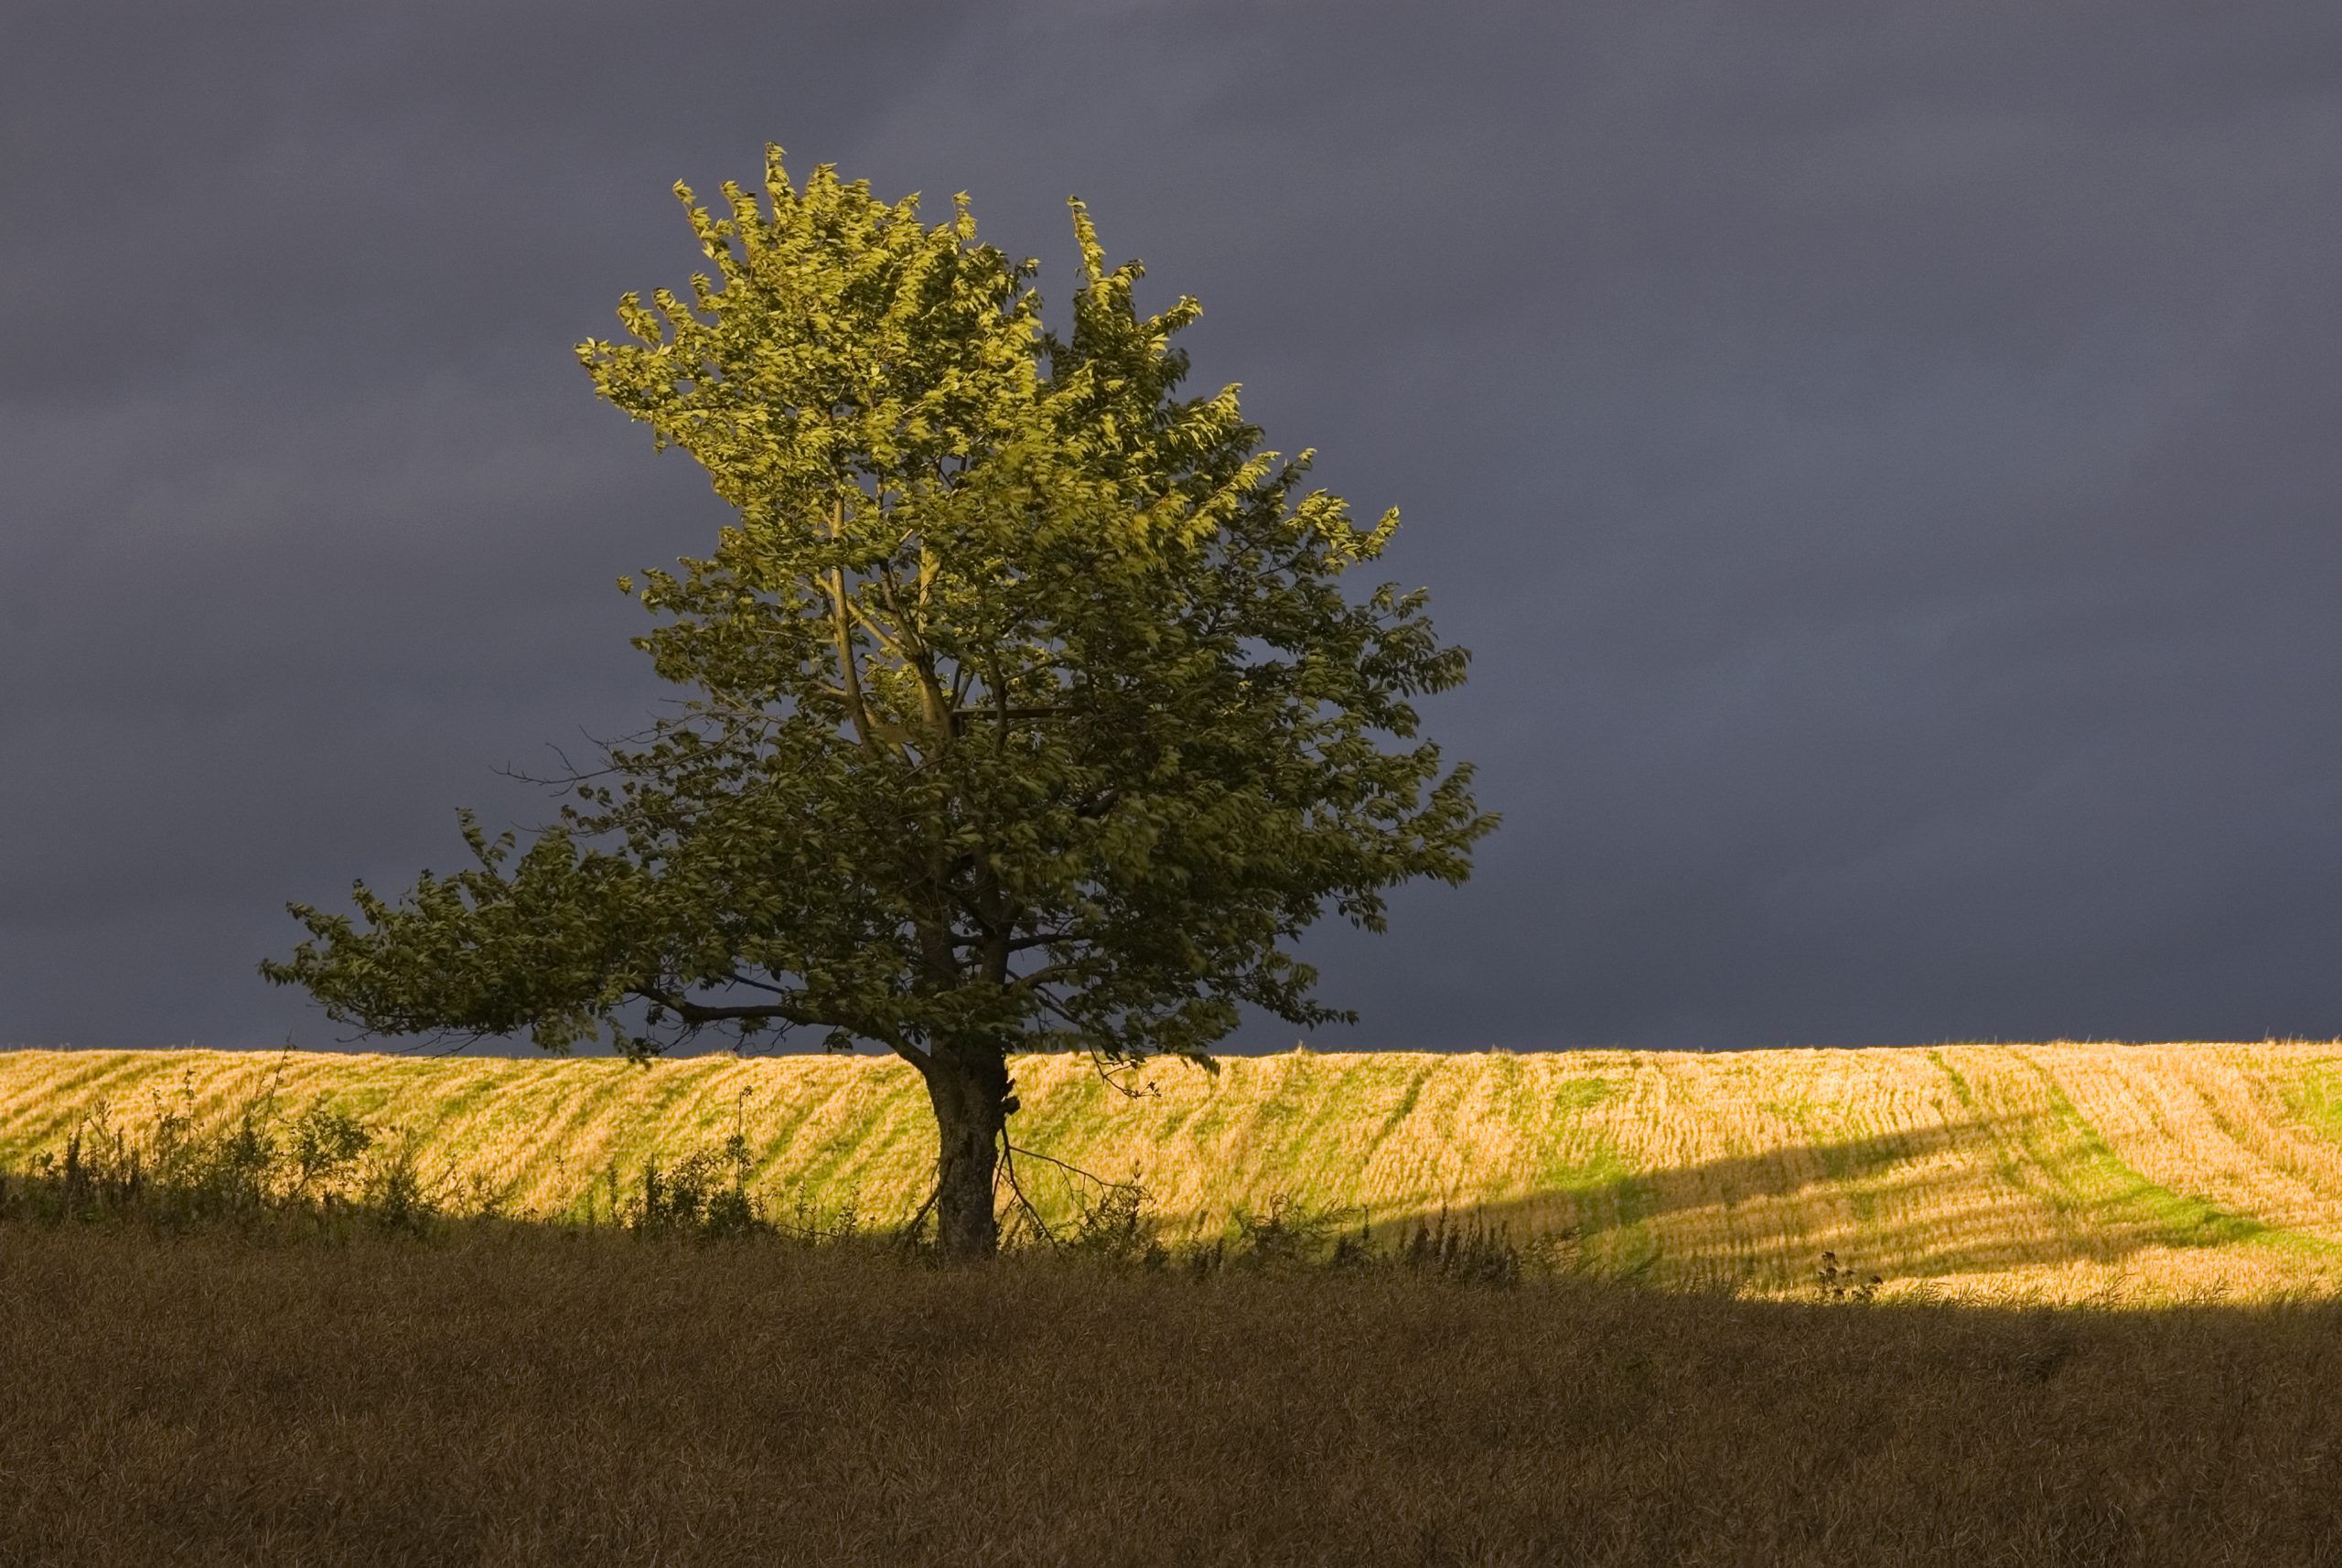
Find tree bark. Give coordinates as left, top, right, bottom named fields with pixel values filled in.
left=920, top=1043, right=1012, bottom=1259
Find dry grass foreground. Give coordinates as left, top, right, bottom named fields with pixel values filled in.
left=10, top=1042, right=2342, bottom=1301
left=5, top=1224, right=2342, bottom=1567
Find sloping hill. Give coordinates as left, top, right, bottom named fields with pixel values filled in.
left=9, top=1043, right=2342, bottom=1300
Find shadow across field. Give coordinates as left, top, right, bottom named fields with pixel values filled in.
left=8, top=1217, right=2342, bottom=1566
left=1363, top=1115, right=2332, bottom=1296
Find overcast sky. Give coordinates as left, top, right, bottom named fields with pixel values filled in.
left=5, top=2, right=2339, bottom=1054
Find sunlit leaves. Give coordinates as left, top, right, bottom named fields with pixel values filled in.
left=267, top=145, right=1496, bottom=1075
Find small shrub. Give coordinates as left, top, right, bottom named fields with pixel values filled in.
left=1226, top=1194, right=1361, bottom=1271
left=628, top=1133, right=765, bottom=1239
left=1062, top=1173, right=1167, bottom=1268
left=363, top=1140, right=435, bottom=1235
left=288, top=1104, right=373, bottom=1197
left=1816, top=1251, right=1883, bottom=1304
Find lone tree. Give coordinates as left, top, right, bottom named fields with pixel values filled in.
left=264, top=148, right=1494, bottom=1257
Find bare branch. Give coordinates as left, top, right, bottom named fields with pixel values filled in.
left=826, top=499, right=887, bottom=758
left=843, top=593, right=914, bottom=661
left=947, top=929, right=1077, bottom=953
left=1004, top=1140, right=1140, bottom=1193
left=895, top=1181, right=942, bottom=1249
left=1008, top=962, right=1075, bottom=992
left=628, top=986, right=808, bottom=1029
left=713, top=971, right=792, bottom=995
left=951, top=705, right=1077, bottom=722
left=996, top=1138, right=1056, bottom=1245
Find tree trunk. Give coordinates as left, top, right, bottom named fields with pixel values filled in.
left=921, top=1044, right=1012, bottom=1259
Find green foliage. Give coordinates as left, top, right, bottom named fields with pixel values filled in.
left=288, top=1103, right=373, bottom=1195
left=629, top=1134, right=761, bottom=1238
left=263, top=145, right=1490, bottom=1078
left=261, top=147, right=1494, bottom=1256
left=0, top=1083, right=422, bottom=1235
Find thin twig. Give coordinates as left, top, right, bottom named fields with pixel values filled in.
left=1088, top=1055, right=1159, bottom=1101
left=894, top=1182, right=941, bottom=1250
left=1004, top=1140, right=1141, bottom=1194
left=996, top=1133, right=1056, bottom=1246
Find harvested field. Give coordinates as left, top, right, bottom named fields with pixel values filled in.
left=9, top=1043, right=2342, bottom=1301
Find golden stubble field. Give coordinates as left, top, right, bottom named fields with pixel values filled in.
left=8, top=1041, right=2342, bottom=1302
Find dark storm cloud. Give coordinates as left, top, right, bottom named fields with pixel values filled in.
left=5, top=1, right=2338, bottom=1051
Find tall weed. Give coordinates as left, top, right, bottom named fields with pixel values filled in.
left=0, top=1074, right=424, bottom=1235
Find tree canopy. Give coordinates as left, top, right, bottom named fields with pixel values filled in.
left=264, top=147, right=1495, bottom=1255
